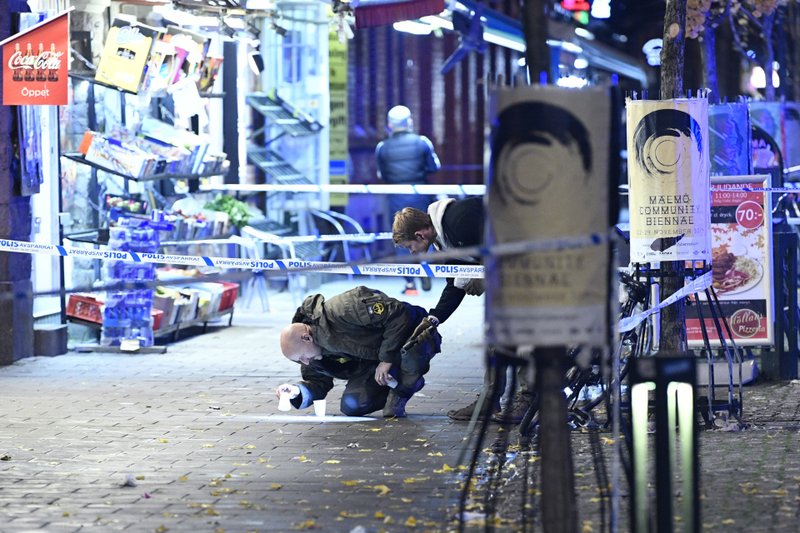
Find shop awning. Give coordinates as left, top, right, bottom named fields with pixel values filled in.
left=352, top=0, right=445, bottom=29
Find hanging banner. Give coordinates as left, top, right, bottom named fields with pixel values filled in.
left=328, top=28, right=349, bottom=207
left=626, top=98, right=711, bottom=262
left=686, top=175, right=774, bottom=347
left=1, top=9, right=70, bottom=106
left=486, top=85, right=615, bottom=347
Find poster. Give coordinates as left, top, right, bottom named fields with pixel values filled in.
left=328, top=29, right=349, bottom=207
left=486, top=85, right=614, bottom=346
left=709, top=102, right=751, bottom=177
left=626, top=98, right=712, bottom=262
left=1, top=10, right=69, bottom=105
left=686, top=176, right=774, bottom=347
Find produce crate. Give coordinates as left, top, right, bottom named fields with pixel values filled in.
left=219, top=282, right=239, bottom=310
left=67, top=294, right=104, bottom=324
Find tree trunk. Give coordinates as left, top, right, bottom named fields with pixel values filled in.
left=701, top=27, right=719, bottom=103
left=522, top=0, right=550, bottom=84
left=521, top=2, right=577, bottom=532
left=659, top=0, right=689, bottom=355
left=536, top=347, right=578, bottom=533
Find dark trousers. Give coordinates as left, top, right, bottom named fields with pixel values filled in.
left=340, top=361, right=391, bottom=416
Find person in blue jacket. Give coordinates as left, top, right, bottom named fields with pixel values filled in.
left=376, top=105, right=441, bottom=295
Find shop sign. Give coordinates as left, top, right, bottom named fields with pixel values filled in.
left=685, top=175, right=774, bottom=347
left=486, top=85, right=615, bottom=347
left=626, top=98, right=712, bottom=263
left=1, top=9, right=70, bottom=106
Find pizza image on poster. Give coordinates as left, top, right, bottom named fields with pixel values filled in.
left=686, top=175, right=774, bottom=347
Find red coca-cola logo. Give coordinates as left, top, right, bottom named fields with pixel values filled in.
left=729, top=308, right=761, bottom=338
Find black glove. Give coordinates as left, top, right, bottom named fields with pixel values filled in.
left=463, top=278, right=485, bottom=296
left=403, top=315, right=439, bottom=352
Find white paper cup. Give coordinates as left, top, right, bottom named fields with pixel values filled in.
left=313, top=399, right=327, bottom=417
left=278, top=392, right=292, bottom=412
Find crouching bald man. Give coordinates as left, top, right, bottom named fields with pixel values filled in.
left=276, top=286, right=441, bottom=418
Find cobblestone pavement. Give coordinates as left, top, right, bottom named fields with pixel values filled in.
left=0, top=278, right=798, bottom=532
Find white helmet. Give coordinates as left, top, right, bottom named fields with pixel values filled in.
left=387, top=105, right=412, bottom=131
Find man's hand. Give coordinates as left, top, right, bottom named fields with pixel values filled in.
left=374, top=362, right=393, bottom=386
left=462, top=278, right=484, bottom=296
left=275, top=383, right=300, bottom=399
left=403, top=315, right=439, bottom=352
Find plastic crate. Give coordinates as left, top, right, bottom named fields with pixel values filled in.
left=67, top=294, right=104, bottom=324
left=219, top=282, right=239, bottom=311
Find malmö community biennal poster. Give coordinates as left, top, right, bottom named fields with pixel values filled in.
left=485, top=85, right=612, bottom=347
left=627, top=99, right=712, bottom=263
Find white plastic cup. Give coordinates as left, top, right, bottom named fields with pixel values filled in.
left=313, top=399, right=327, bottom=417
left=278, top=392, right=292, bottom=412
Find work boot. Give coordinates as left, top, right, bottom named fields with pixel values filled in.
left=383, top=391, right=409, bottom=418
left=491, top=392, right=532, bottom=424
left=421, top=277, right=432, bottom=291
left=447, top=396, right=500, bottom=421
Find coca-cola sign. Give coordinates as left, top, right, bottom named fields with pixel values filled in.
left=1, top=10, right=70, bottom=105
left=729, top=308, right=762, bottom=339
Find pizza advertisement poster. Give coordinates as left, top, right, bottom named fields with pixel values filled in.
left=626, top=98, right=712, bottom=263
left=485, top=85, right=614, bottom=347
left=686, top=175, right=774, bottom=347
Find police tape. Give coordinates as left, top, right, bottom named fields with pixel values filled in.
left=0, top=238, right=485, bottom=279
left=618, top=271, right=712, bottom=333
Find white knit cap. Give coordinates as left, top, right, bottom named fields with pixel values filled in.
left=387, top=105, right=412, bottom=130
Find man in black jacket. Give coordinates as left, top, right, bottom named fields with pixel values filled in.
left=276, top=286, right=441, bottom=418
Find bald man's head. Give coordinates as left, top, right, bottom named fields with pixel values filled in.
left=279, top=323, right=322, bottom=365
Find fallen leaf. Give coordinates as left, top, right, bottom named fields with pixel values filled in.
left=258, top=458, right=268, bottom=463
left=324, top=459, right=341, bottom=464
left=206, top=507, right=219, bottom=516
left=601, top=437, right=615, bottom=445
left=224, top=473, right=232, bottom=479
left=270, top=483, right=283, bottom=490
left=403, top=477, right=430, bottom=484
left=405, top=516, right=418, bottom=526
left=178, top=476, right=189, bottom=482
left=202, top=444, right=215, bottom=448
left=721, top=519, right=735, bottom=525
left=295, top=455, right=311, bottom=463
left=401, top=497, right=413, bottom=503
left=374, top=511, right=385, bottom=519
left=770, top=489, right=787, bottom=497
left=214, top=529, right=225, bottom=533
left=339, top=511, right=367, bottom=518
left=62, top=512, right=70, bottom=517
left=244, top=444, right=256, bottom=449
left=341, top=480, right=362, bottom=486
left=135, top=475, right=145, bottom=481
left=155, top=526, right=168, bottom=533
left=294, top=519, right=317, bottom=530
left=157, top=438, right=169, bottom=444
left=369, top=484, right=391, bottom=496
left=368, top=428, right=382, bottom=432
left=427, top=452, right=443, bottom=457
left=582, top=520, right=594, bottom=532
left=414, top=438, right=427, bottom=443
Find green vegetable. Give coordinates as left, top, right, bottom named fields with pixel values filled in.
left=204, top=195, right=251, bottom=229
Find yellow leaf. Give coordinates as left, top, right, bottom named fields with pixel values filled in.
left=582, top=520, right=594, bottom=532
left=414, top=438, right=427, bottom=442
left=770, top=489, right=787, bottom=496
left=405, top=516, right=418, bottom=526
left=258, top=458, right=267, bottom=463
left=368, top=428, right=382, bottom=432
left=215, top=529, right=225, bottom=533
left=296, top=455, right=311, bottom=463
left=601, top=437, right=615, bottom=445
left=401, top=497, right=413, bottom=503
left=202, top=444, right=215, bottom=448
left=62, top=512, right=70, bottom=517
left=403, top=477, right=430, bottom=484
left=135, top=475, right=146, bottom=480
left=427, top=452, right=443, bottom=457
left=155, top=527, right=169, bottom=533
left=206, top=508, right=220, bottom=516
left=244, top=444, right=256, bottom=449
left=324, top=459, right=341, bottom=464
left=340, top=511, right=367, bottom=518
left=383, top=516, right=395, bottom=524
left=157, top=438, right=169, bottom=444
left=271, top=483, right=283, bottom=490
left=224, top=473, right=232, bottom=479
left=178, top=476, right=189, bottom=482
left=294, top=519, right=317, bottom=529
left=370, top=484, right=391, bottom=496
left=357, top=449, right=373, bottom=452
left=374, top=511, right=385, bottom=519
left=341, top=480, right=362, bottom=486
left=721, top=519, right=735, bottom=525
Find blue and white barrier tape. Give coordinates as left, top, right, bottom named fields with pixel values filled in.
left=618, top=271, right=712, bottom=333
left=199, top=183, right=487, bottom=195
left=0, top=238, right=485, bottom=279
